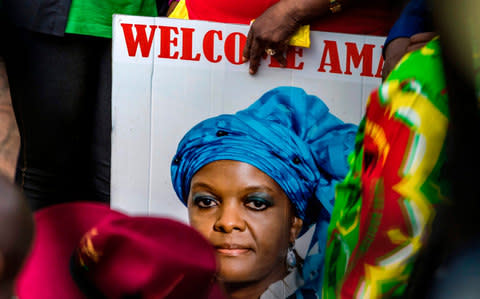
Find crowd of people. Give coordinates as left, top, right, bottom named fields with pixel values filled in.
left=0, top=0, right=478, bottom=298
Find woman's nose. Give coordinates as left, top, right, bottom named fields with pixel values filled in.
left=213, top=201, right=246, bottom=233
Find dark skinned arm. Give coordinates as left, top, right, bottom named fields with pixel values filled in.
left=382, top=32, right=436, bottom=80
left=242, top=0, right=350, bottom=75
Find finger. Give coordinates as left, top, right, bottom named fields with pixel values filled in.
left=279, top=40, right=289, bottom=50
left=249, top=53, right=262, bottom=74
left=273, top=52, right=287, bottom=67
left=276, top=43, right=290, bottom=66
left=248, top=39, right=264, bottom=75
left=243, top=29, right=254, bottom=62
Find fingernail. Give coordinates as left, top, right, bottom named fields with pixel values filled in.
left=249, top=69, right=255, bottom=75
left=242, top=56, right=248, bottom=62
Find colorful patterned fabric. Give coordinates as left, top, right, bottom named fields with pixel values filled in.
left=322, top=38, right=450, bottom=299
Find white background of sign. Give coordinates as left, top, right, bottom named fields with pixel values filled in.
left=111, top=15, right=385, bottom=223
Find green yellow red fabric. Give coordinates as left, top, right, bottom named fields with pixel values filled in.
left=322, top=38, right=450, bottom=298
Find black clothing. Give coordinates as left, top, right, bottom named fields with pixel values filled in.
left=1, top=0, right=72, bottom=36
left=2, top=25, right=111, bottom=210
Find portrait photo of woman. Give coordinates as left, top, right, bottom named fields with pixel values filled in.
left=171, top=87, right=358, bottom=298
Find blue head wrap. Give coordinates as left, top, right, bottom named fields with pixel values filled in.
left=171, top=87, right=357, bottom=227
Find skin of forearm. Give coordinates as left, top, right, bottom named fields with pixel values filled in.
left=0, top=58, right=19, bottom=180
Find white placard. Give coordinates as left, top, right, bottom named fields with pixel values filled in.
left=111, top=15, right=384, bottom=223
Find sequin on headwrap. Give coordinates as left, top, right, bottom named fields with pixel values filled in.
left=171, top=86, right=357, bottom=227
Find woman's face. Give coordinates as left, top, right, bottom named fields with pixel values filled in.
left=187, top=160, right=303, bottom=285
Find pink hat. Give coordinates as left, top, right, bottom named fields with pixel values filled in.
left=16, top=202, right=225, bottom=299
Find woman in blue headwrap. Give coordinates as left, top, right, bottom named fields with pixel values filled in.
left=171, top=86, right=357, bottom=299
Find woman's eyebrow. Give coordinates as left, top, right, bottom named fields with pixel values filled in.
left=242, top=185, right=275, bottom=193
left=190, top=182, right=216, bottom=192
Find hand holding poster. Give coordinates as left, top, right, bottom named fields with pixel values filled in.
left=111, top=15, right=385, bottom=222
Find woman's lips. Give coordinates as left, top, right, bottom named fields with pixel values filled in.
left=215, top=244, right=252, bottom=256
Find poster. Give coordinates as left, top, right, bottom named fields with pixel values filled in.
left=111, top=15, right=385, bottom=223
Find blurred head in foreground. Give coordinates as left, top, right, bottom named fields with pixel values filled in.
left=0, top=175, right=34, bottom=299
left=15, top=202, right=225, bottom=299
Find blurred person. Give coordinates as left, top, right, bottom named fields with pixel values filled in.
left=401, top=1, right=480, bottom=298
left=168, top=0, right=402, bottom=74
left=426, top=239, right=480, bottom=299
left=15, top=201, right=226, bottom=299
left=171, top=87, right=358, bottom=298
left=0, top=0, right=167, bottom=211
left=0, top=174, right=34, bottom=299
left=324, top=0, right=480, bottom=296
left=322, top=37, right=450, bottom=298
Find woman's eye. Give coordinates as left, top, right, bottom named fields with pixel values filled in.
left=193, top=196, right=218, bottom=208
left=245, top=198, right=272, bottom=211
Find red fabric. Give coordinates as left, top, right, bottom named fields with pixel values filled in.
left=340, top=90, right=413, bottom=296
left=16, top=202, right=124, bottom=299
left=82, top=217, right=219, bottom=299
left=185, top=0, right=397, bottom=36
left=311, top=5, right=397, bottom=36
left=186, top=0, right=278, bottom=25
left=15, top=202, right=225, bottom=299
